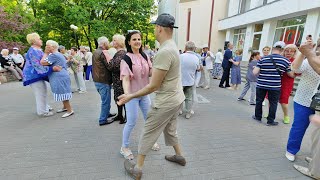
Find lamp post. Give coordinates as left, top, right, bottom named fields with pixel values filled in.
left=70, top=24, right=79, bottom=48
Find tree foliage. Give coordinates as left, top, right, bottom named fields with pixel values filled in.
left=0, top=0, right=156, bottom=52
left=0, top=1, right=33, bottom=51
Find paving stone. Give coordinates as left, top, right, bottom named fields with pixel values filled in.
left=0, top=80, right=313, bottom=180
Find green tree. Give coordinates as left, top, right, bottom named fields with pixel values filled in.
left=28, top=0, right=156, bottom=50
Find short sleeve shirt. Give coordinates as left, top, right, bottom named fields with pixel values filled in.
left=293, top=59, right=320, bottom=107
left=256, top=54, right=291, bottom=90
left=10, top=54, right=24, bottom=64
left=152, top=39, right=185, bottom=108
left=180, top=52, right=199, bottom=86
left=204, top=51, right=214, bottom=70
left=120, top=53, right=152, bottom=94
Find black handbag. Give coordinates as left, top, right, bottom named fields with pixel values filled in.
left=310, top=84, right=320, bottom=111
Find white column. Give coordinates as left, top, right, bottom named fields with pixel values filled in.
left=242, top=25, right=254, bottom=61
left=158, top=0, right=179, bottom=44
left=226, top=29, right=233, bottom=42
left=259, top=20, right=277, bottom=52
left=302, top=10, right=320, bottom=41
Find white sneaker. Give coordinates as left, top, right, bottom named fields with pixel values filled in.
left=62, top=111, right=74, bottom=118
left=41, top=111, right=54, bottom=117
left=179, top=110, right=183, bottom=115
left=204, top=86, right=210, bottom=89
left=79, top=91, right=87, bottom=94
left=185, top=113, right=192, bottom=119
left=285, top=151, right=295, bottom=162
left=190, top=110, right=194, bottom=115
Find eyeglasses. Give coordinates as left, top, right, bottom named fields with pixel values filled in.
left=127, top=30, right=140, bottom=34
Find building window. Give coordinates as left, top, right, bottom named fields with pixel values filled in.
left=233, top=28, right=246, bottom=50
left=273, top=16, right=307, bottom=46
left=252, top=24, right=263, bottom=51
left=238, top=0, right=251, bottom=14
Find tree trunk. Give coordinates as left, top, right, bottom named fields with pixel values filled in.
left=83, top=27, right=92, bottom=52
left=94, top=38, right=98, bottom=49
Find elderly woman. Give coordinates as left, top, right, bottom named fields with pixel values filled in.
left=40, top=40, right=73, bottom=118
left=0, top=49, right=23, bottom=81
left=285, top=50, right=320, bottom=162
left=262, top=46, right=271, bottom=57
left=280, top=44, right=298, bottom=124
left=23, top=33, right=59, bottom=117
left=106, top=34, right=127, bottom=124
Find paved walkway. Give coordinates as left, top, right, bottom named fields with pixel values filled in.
left=0, top=80, right=314, bottom=180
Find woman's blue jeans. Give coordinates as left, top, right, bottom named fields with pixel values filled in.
left=122, top=95, right=150, bottom=148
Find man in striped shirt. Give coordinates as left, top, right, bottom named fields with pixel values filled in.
left=252, top=41, right=295, bottom=126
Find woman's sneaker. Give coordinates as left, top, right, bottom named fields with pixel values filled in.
left=41, top=112, right=54, bottom=117
left=285, top=151, right=295, bottom=162
left=283, top=116, right=290, bottom=124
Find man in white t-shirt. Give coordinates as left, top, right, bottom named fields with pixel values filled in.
left=10, top=47, right=25, bottom=69
left=180, top=41, right=200, bottom=119
left=201, top=45, right=215, bottom=89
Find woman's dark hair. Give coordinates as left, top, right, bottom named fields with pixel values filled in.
left=71, top=47, right=77, bottom=52
left=125, top=31, right=144, bottom=54
left=249, top=51, right=260, bottom=62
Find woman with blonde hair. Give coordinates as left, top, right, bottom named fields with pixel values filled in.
left=105, top=34, right=127, bottom=124
left=0, top=49, right=23, bottom=81
left=280, top=44, right=298, bottom=124
left=229, top=49, right=243, bottom=90
left=40, top=40, right=74, bottom=118
left=23, top=33, right=60, bottom=117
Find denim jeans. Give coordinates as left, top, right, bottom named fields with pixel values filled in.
left=287, top=102, right=314, bottom=155
left=122, top=95, right=150, bottom=148
left=85, top=65, right=92, bottom=80
left=95, top=82, right=111, bottom=123
left=255, top=87, right=280, bottom=122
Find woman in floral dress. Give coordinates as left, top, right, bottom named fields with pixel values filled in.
left=106, top=34, right=127, bottom=124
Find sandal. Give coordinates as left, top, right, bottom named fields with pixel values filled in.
left=120, top=147, right=134, bottom=160
left=151, top=142, right=160, bottom=151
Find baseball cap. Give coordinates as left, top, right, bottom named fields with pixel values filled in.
left=202, top=44, right=209, bottom=49
left=13, top=47, right=19, bottom=50
left=151, top=13, right=178, bottom=29
left=273, top=41, right=286, bottom=49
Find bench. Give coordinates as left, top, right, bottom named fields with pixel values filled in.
left=0, top=68, right=19, bottom=83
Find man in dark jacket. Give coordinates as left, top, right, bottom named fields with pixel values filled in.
left=219, top=43, right=233, bottom=88
left=92, top=36, right=116, bottom=126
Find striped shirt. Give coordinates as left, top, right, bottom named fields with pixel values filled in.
left=257, top=54, right=291, bottom=90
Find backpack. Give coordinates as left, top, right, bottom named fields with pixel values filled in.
left=123, top=52, right=148, bottom=71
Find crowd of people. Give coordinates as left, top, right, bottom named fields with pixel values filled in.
left=177, top=35, right=320, bottom=179
left=0, top=12, right=320, bottom=179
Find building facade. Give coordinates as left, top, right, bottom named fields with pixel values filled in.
left=158, top=0, right=228, bottom=52
left=219, top=0, right=320, bottom=61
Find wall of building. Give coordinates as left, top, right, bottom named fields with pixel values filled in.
left=219, top=0, right=320, bottom=61
left=219, top=0, right=320, bottom=30
left=157, top=0, right=180, bottom=46
left=177, top=0, right=227, bottom=53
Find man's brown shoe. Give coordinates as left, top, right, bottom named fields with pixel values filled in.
left=165, top=155, right=186, bottom=166
left=124, top=159, right=142, bottom=180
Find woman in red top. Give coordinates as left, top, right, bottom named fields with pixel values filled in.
left=281, top=44, right=298, bottom=124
